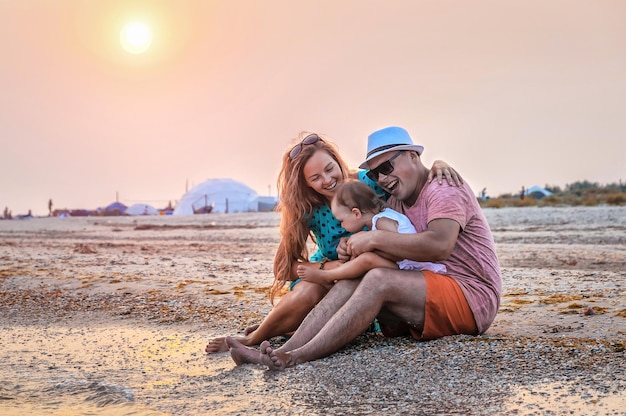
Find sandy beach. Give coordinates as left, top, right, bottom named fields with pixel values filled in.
left=0, top=206, right=625, bottom=415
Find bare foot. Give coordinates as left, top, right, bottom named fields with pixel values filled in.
left=260, top=340, right=289, bottom=371
left=225, top=337, right=290, bottom=371
left=226, top=336, right=264, bottom=366
left=205, top=336, right=229, bottom=354
left=296, top=263, right=331, bottom=288
left=207, top=327, right=274, bottom=354
left=206, top=334, right=251, bottom=354
left=296, top=263, right=320, bottom=280
left=244, top=324, right=260, bottom=336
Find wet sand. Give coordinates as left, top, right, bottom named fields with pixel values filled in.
left=0, top=206, right=625, bottom=415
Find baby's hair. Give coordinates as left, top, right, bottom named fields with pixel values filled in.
left=333, top=179, right=386, bottom=214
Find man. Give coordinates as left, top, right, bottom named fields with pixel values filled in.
left=227, top=126, right=502, bottom=370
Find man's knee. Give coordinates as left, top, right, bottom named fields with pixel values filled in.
left=329, top=278, right=361, bottom=299
left=361, top=268, right=422, bottom=296
left=361, top=268, right=390, bottom=285
left=333, top=278, right=360, bottom=291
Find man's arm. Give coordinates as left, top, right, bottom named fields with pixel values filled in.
left=345, top=218, right=461, bottom=262
left=337, top=216, right=399, bottom=261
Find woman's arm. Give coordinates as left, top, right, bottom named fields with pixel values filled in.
left=428, top=160, right=464, bottom=186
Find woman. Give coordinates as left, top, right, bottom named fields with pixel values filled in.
left=205, top=132, right=460, bottom=353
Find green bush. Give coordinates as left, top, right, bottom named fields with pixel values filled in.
left=483, top=182, right=626, bottom=208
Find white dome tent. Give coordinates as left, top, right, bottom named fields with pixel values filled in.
left=125, top=203, right=159, bottom=216
left=173, top=178, right=259, bottom=215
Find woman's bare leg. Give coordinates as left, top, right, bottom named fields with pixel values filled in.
left=205, top=280, right=327, bottom=353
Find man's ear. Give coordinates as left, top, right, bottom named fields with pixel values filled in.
left=408, top=151, right=422, bottom=166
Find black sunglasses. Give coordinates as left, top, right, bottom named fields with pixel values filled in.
left=289, top=134, right=321, bottom=159
left=366, top=151, right=403, bottom=181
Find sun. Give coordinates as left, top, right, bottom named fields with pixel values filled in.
left=120, top=21, right=152, bottom=54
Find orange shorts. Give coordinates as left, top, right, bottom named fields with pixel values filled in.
left=380, top=271, right=478, bottom=340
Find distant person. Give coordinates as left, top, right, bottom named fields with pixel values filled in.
left=520, top=186, right=525, bottom=200
left=296, top=179, right=445, bottom=287
left=205, top=132, right=462, bottom=354
left=226, top=126, right=502, bottom=370
left=48, top=199, right=53, bottom=216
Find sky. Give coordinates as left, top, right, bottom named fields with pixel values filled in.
left=1, top=0, right=625, bottom=216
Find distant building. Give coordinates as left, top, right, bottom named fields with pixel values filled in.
left=525, top=185, right=553, bottom=199
left=174, top=178, right=259, bottom=215
left=97, top=202, right=128, bottom=216
left=125, top=203, right=158, bottom=216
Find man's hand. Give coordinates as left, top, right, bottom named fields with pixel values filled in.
left=337, top=237, right=351, bottom=262
left=344, top=231, right=373, bottom=259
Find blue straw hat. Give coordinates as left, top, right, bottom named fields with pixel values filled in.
left=359, top=126, right=424, bottom=169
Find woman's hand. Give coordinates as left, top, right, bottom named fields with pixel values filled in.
left=428, top=160, right=463, bottom=186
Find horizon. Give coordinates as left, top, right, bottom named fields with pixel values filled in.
left=1, top=1, right=625, bottom=216
left=6, top=176, right=625, bottom=218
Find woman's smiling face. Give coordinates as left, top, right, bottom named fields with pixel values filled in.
left=302, top=150, right=345, bottom=201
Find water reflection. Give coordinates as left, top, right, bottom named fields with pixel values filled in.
left=2, top=320, right=624, bottom=415
left=0, top=378, right=163, bottom=416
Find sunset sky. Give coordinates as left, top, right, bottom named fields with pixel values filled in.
left=1, top=0, right=625, bottom=216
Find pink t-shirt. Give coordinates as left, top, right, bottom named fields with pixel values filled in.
left=388, top=181, right=502, bottom=333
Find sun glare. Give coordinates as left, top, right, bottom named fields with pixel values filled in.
left=120, top=21, right=152, bottom=54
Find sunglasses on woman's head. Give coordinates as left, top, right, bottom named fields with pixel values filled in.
left=366, top=151, right=403, bottom=181
left=289, top=134, right=321, bottom=159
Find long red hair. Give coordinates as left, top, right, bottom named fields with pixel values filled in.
left=271, top=132, right=355, bottom=303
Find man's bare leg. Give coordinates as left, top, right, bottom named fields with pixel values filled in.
left=205, top=281, right=326, bottom=353
left=227, top=278, right=361, bottom=367
left=267, top=269, right=427, bottom=369
left=278, top=278, right=362, bottom=351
